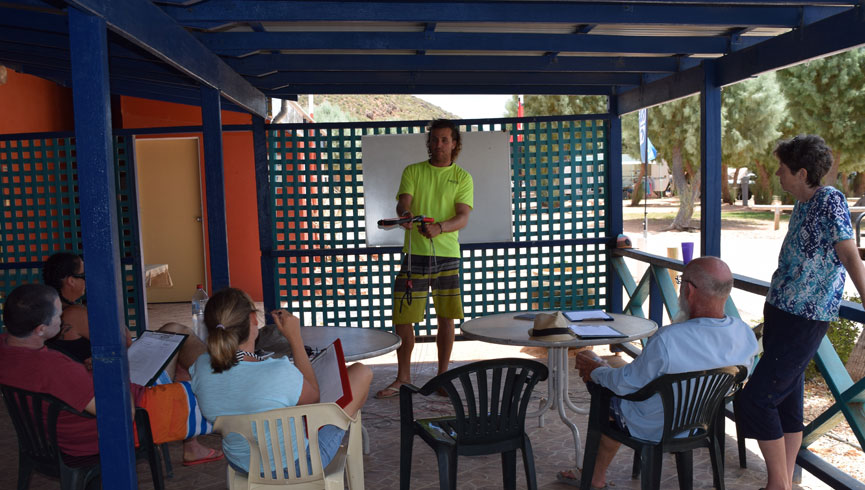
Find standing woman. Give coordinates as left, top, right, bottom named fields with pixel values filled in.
left=190, top=288, right=372, bottom=474
left=736, top=135, right=865, bottom=490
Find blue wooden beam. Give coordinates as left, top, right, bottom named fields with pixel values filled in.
left=63, top=0, right=266, bottom=117
left=201, top=86, right=231, bottom=292
left=68, top=7, right=137, bottom=488
left=162, top=1, right=847, bottom=27
left=226, top=54, right=681, bottom=76
left=254, top=71, right=642, bottom=89
left=700, top=60, right=722, bottom=258
left=197, top=31, right=736, bottom=56
left=266, top=85, right=615, bottom=96
left=607, top=97, right=623, bottom=314
left=253, top=116, right=277, bottom=317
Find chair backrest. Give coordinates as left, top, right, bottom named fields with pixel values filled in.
left=419, top=358, right=548, bottom=447
left=213, top=403, right=358, bottom=487
left=629, top=366, right=747, bottom=447
left=0, top=384, right=86, bottom=476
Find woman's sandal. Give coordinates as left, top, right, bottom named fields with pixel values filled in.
left=374, top=383, right=402, bottom=399
left=555, top=469, right=608, bottom=489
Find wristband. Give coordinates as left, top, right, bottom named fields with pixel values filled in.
left=438, top=222, right=444, bottom=233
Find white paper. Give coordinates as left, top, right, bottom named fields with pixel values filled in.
left=564, top=310, right=613, bottom=322
left=310, top=344, right=345, bottom=404
left=127, top=331, right=186, bottom=386
left=568, top=324, right=625, bottom=338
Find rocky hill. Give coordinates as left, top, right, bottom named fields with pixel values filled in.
left=301, top=94, right=458, bottom=122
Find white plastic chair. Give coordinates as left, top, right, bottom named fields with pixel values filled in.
left=213, top=404, right=363, bottom=490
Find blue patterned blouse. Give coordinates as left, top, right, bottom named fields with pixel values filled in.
left=766, top=186, right=853, bottom=321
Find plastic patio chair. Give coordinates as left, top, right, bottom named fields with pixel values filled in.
left=213, top=403, right=363, bottom=490
left=1, top=384, right=169, bottom=490
left=581, top=365, right=747, bottom=490
left=398, top=358, right=549, bottom=490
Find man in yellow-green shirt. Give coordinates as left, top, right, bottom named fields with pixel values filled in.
left=375, top=119, right=474, bottom=399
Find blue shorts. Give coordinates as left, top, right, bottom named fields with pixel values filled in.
left=735, top=302, right=828, bottom=440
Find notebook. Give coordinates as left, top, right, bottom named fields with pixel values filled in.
left=563, top=310, right=613, bottom=322
left=568, top=324, right=626, bottom=339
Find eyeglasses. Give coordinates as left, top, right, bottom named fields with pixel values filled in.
left=675, top=275, right=696, bottom=288
left=72, top=273, right=85, bottom=280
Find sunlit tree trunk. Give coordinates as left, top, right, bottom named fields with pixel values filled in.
left=667, top=146, right=700, bottom=231
left=630, top=165, right=646, bottom=207
left=824, top=150, right=841, bottom=186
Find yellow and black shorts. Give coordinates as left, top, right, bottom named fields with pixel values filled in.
left=392, top=255, right=464, bottom=325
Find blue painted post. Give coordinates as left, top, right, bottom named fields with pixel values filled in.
left=607, top=96, right=624, bottom=313
left=253, top=116, right=277, bottom=315
left=649, top=267, right=664, bottom=327
left=700, top=61, right=722, bottom=258
left=201, top=86, right=231, bottom=291
left=68, top=7, right=137, bottom=489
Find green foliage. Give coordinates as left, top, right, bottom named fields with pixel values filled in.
left=776, top=47, right=865, bottom=176
left=304, top=94, right=458, bottom=122
left=805, top=295, right=863, bottom=382
left=505, top=95, right=607, bottom=117
left=314, top=100, right=356, bottom=123
left=722, top=73, right=785, bottom=171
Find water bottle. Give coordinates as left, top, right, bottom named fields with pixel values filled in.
left=191, top=284, right=209, bottom=341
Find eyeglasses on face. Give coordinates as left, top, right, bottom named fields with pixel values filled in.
left=71, top=273, right=85, bottom=280
left=675, top=274, right=696, bottom=288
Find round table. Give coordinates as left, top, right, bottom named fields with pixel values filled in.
left=460, top=311, right=657, bottom=468
left=256, top=325, right=401, bottom=361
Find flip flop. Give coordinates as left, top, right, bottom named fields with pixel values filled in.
left=182, top=448, right=224, bottom=466
left=555, top=469, right=608, bottom=489
left=375, top=384, right=401, bottom=399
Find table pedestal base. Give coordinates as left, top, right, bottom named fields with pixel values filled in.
left=527, top=346, right=588, bottom=468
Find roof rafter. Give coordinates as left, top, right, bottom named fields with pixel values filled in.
left=62, top=0, right=266, bottom=116
left=162, top=0, right=848, bottom=28
left=198, top=31, right=759, bottom=56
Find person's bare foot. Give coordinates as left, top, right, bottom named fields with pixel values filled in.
left=375, top=380, right=405, bottom=399
left=182, top=438, right=223, bottom=465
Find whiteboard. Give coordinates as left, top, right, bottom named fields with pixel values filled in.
left=362, top=131, right=513, bottom=247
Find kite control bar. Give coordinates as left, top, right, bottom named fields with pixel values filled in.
left=377, top=215, right=435, bottom=227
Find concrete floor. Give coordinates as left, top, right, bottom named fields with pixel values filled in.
left=0, top=303, right=837, bottom=489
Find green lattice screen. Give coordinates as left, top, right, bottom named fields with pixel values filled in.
left=266, top=116, right=609, bottom=334
left=0, top=135, right=143, bottom=332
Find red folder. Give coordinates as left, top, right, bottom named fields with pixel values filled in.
left=310, top=338, right=353, bottom=409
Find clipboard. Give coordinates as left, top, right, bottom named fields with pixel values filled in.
left=309, top=338, right=353, bottom=409
left=568, top=324, right=627, bottom=339
left=563, top=310, right=613, bottom=322
left=127, top=331, right=188, bottom=386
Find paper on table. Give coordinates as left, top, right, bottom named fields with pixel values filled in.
left=127, top=331, right=187, bottom=386
left=309, top=338, right=352, bottom=408
left=568, top=324, right=626, bottom=339
left=563, top=310, right=613, bottom=322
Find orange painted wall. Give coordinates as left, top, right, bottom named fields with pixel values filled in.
left=119, top=96, right=263, bottom=300
left=0, top=69, right=74, bottom=134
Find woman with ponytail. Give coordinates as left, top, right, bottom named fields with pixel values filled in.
left=190, top=288, right=372, bottom=474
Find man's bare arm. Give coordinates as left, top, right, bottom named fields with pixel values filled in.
left=397, top=194, right=413, bottom=229
left=421, top=203, right=472, bottom=238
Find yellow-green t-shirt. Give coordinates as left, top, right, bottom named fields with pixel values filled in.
left=396, top=160, right=474, bottom=258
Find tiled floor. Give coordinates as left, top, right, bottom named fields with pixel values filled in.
left=0, top=303, right=837, bottom=489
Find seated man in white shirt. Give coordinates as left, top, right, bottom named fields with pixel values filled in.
left=557, top=256, right=760, bottom=489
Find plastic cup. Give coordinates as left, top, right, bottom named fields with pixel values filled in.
left=681, top=242, right=694, bottom=265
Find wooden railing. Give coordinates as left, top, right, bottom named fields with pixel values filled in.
left=611, top=248, right=865, bottom=489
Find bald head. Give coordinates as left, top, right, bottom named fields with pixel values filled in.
left=678, top=256, right=733, bottom=320
left=682, top=256, right=733, bottom=298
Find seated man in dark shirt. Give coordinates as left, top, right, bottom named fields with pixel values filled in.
left=0, top=283, right=222, bottom=465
